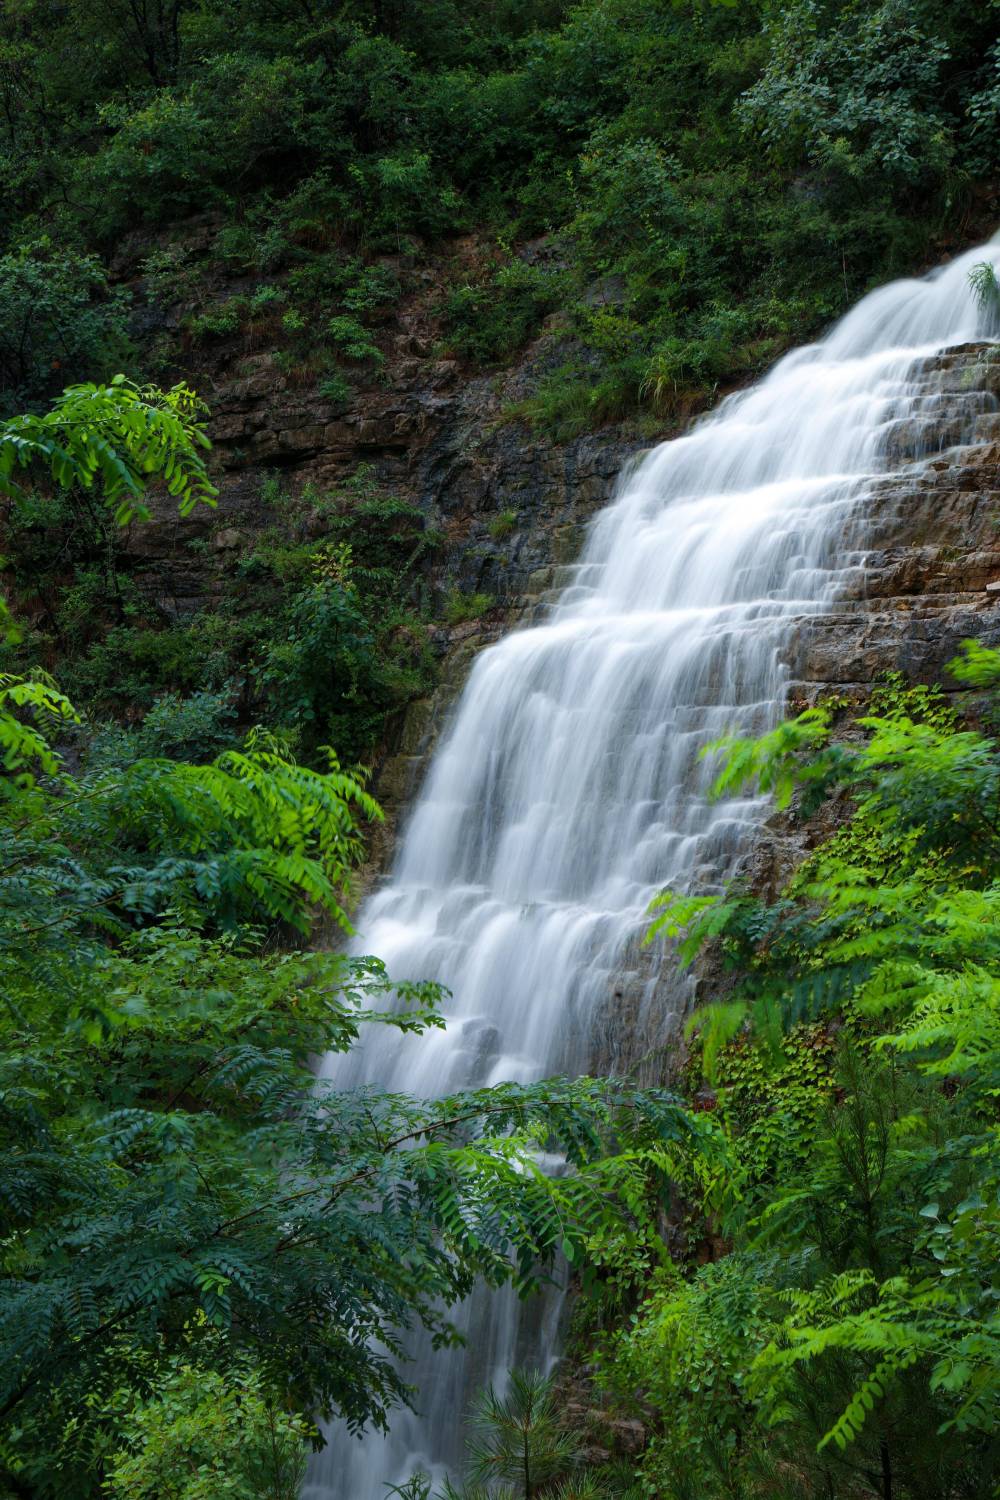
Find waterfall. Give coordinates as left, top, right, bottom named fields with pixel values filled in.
left=303, top=240, right=999, bottom=1499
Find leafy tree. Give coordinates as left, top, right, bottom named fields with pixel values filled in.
left=2, top=0, right=997, bottom=431
left=740, top=0, right=954, bottom=189
left=0, top=373, right=685, bottom=1497
left=0, top=373, right=217, bottom=659
left=104, top=1347, right=311, bottom=1500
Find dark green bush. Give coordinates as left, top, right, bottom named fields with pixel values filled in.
left=0, top=245, right=131, bottom=412
left=445, top=258, right=569, bottom=363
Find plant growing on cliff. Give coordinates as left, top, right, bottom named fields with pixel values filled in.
left=231, top=473, right=440, bottom=762
left=488, top=510, right=518, bottom=542
left=969, top=260, right=1000, bottom=319
left=598, top=648, right=1000, bottom=1498
left=444, top=590, right=494, bottom=626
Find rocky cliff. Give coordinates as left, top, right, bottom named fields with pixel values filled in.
left=794, top=342, right=1000, bottom=693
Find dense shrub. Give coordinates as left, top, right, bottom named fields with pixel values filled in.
left=0, top=245, right=130, bottom=411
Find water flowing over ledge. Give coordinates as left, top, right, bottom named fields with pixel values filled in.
left=304, top=239, right=1000, bottom=1500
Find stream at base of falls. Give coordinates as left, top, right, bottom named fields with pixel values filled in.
left=303, top=238, right=1000, bottom=1500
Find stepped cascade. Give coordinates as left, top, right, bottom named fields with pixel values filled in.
left=304, top=241, right=1000, bottom=1500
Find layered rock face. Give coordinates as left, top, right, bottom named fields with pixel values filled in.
left=131, top=314, right=640, bottom=635
left=793, top=342, right=1000, bottom=695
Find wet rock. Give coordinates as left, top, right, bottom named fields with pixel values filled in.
left=212, top=527, right=244, bottom=550
left=582, top=274, right=627, bottom=307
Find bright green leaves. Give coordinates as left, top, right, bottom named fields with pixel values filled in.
left=949, top=637, right=1000, bottom=690
left=619, top=656, right=1000, bottom=1495
left=0, top=377, right=217, bottom=524
left=646, top=890, right=746, bottom=965
left=104, top=1351, right=312, bottom=1500
left=0, top=672, right=78, bottom=779
left=0, top=693, right=381, bottom=954
left=600, top=1252, right=778, bottom=1496
left=967, top=263, right=1000, bottom=318
left=702, top=703, right=836, bottom=811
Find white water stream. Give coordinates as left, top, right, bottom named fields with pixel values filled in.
left=304, top=240, right=1000, bottom=1499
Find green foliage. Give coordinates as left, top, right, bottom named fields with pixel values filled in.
left=326, top=313, right=384, bottom=367
left=488, top=510, right=519, bottom=542
left=4, top=3, right=1000, bottom=1492
left=506, top=363, right=636, bottom=444
left=468, top=1372, right=581, bottom=1497
left=0, top=244, right=131, bottom=412
left=318, top=370, right=354, bottom=408
left=0, top=376, right=216, bottom=524
left=4, top=461, right=438, bottom=766
left=604, top=1253, right=781, bottom=1499
left=105, top=1351, right=311, bottom=1500
left=0, top=320, right=668, bottom=1500
left=0, top=384, right=683, bottom=1491
left=62, top=622, right=233, bottom=710
left=0, top=671, right=77, bottom=777
left=0, top=672, right=691, bottom=1498
left=187, top=299, right=246, bottom=343
left=700, top=702, right=839, bottom=812
left=140, top=242, right=202, bottom=307
left=253, top=568, right=392, bottom=761
left=740, top=0, right=954, bottom=188
left=1, top=0, right=995, bottom=435
left=394, top=1368, right=643, bottom=1500
left=242, top=471, right=439, bottom=761
left=0, top=377, right=219, bottom=729
left=130, top=685, right=240, bottom=762
left=948, top=636, right=1000, bottom=689
left=605, top=649, right=1000, bottom=1497
left=968, top=261, right=1000, bottom=317
left=444, top=590, right=494, bottom=626
left=445, top=259, right=568, bottom=364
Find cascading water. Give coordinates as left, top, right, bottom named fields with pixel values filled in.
left=304, top=239, right=1000, bottom=1500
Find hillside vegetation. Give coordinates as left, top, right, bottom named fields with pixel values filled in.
left=2, top=0, right=998, bottom=423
